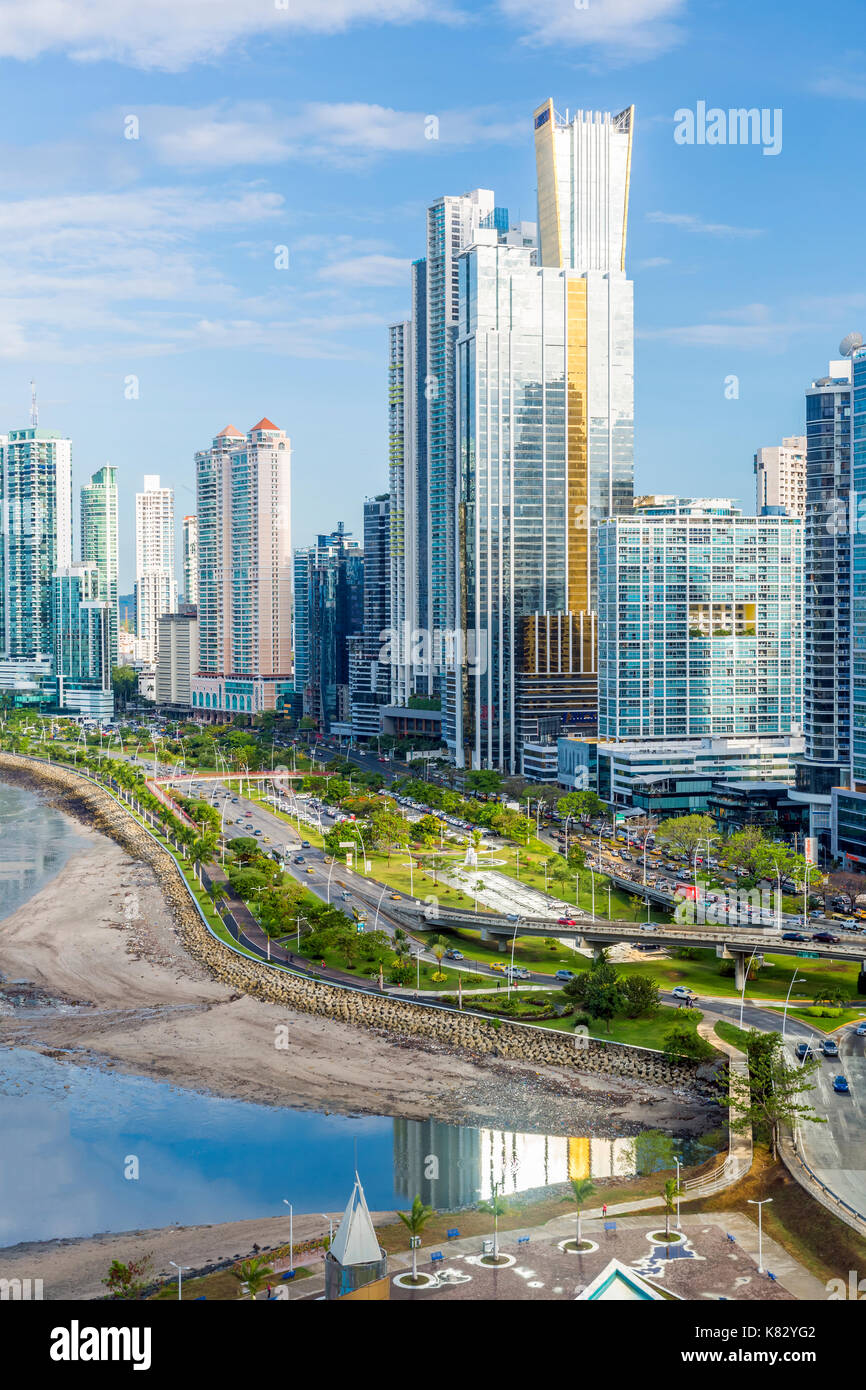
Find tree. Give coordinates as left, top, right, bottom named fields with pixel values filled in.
left=477, top=1186, right=509, bottom=1259
left=727, top=1030, right=824, bottom=1158
left=230, top=836, right=262, bottom=863
left=656, top=813, right=716, bottom=861
left=581, top=961, right=624, bottom=1032
left=569, top=1177, right=595, bottom=1248
left=231, top=1256, right=275, bottom=1300
left=102, top=1254, right=152, bottom=1300
left=662, top=1021, right=713, bottom=1062
left=465, top=769, right=503, bottom=796
left=429, top=936, right=448, bottom=980
left=622, top=974, right=660, bottom=1018
left=825, top=870, right=865, bottom=913
left=111, top=665, right=138, bottom=711
left=397, top=1195, right=436, bottom=1283
left=662, top=1178, right=678, bottom=1239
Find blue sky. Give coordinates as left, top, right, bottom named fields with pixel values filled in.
left=0, top=0, right=863, bottom=588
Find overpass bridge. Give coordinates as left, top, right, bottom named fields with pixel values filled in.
left=395, top=905, right=866, bottom=991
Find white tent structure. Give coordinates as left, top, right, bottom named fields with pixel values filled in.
left=330, top=1172, right=382, bottom=1267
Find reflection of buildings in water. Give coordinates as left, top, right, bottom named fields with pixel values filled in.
left=394, top=1119, right=681, bottom=1206
left=393, top=1118, right=481, bottom=1209
left=0, top=798, right=63, bottom=901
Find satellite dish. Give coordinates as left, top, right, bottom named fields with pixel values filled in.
left=839, top=331, right=863, bottom=358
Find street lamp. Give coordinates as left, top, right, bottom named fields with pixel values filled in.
left=782, top=972, right=806, bottom=1040
left=738, top=944, right=762, bottom=1029
left=282, top=1199, right=294, bottom=1275
left=320, top=1213, right=334, bottom=1247
left=507, top=921, right=520, bottom=1000
left=169, top=1261, right=191, bottom=1301
left=673, top=1156, right=682, bottom=1230
left=747, top=1197, right=772, bottom=1274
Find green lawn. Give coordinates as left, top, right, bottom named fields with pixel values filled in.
left=763, top=1004, right=866, bottom=1032
left=536, top=1003, right=707, bottom=1052
left=714, top=1019, right=751, bottom=1051
left=613, top=947, right=864, bottom=1005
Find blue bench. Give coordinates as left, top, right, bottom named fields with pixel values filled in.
left=517, top=1236, right=530, bottom=1245
left=430, top=1251, right=444, bottom=1264
left=767, top=1271, right=776, bottom=1282
left=281, top=1269, right=296, bottom=1281
left=446, top=1228, right=460, bottom=1240
left=604, top=1221, right=617, bottom=1232
left=726, top=1233, right=736, bottom=1244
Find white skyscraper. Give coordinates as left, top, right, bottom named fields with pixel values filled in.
left=135, top=475, right=176, bottom=664
left=182, top=514, right=198, bottom=605
left=754, top=436, right=807, bottom=520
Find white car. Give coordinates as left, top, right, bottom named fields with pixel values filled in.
left=672, top=985, right=697, bottom=1001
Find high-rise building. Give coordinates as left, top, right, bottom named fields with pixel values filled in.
left=294, top=526, right=363, bottom=732
left=833, top=340, right=866, bottom=862
left=182, top=514, right=198, bottom=605
left=156, top=609, right=199, bottom=707
left=597, top=500, right=803, bottom=741
left=387, top=320, right=416, bottom=706
left=80, top=464, right=119, bottom=671
left=790, top=359, right=852, bottom=855
left=350, top=495, right=390, bottom=739
left=754, top=436, right=807, bottom=520
left=134, top=475, right=176, bottom=665
left=0, top=427, right=72, bottom=668
left=192, top=420, right=292, bottom=717
left=452, top=102, right=634, bottom=772
left=53, top=563, right=112, bottom=719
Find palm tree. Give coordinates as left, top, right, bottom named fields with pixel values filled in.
left=397, top=1195, right=436, bottom=1283
left=662, top=1178, right=678, bottom=1239
left=477, top=1184, right=508, bottom=1260
left=430, top=936, right=448, bottom=980
left=231, top=1255, right=274, bottom=1300
left=569, top=1177, right=596, bottom=1248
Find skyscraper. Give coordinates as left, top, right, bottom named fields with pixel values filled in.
left=754, top=436, right=807, bottom=520
left=350, top=495, right=391, bottom=739
left=790, top=358, right=852, bottom=856
left=80, top=464, right=119, bottom=670
left=453, top=102, right=635, bottom=772
left=0, top=426, right=72, bottom=665
left=192, top=419, right=292, bottom=717
left=833, top=340, right=866, bottom=862
left=135, top=475, right=176, bottom=665
left=597, top=500, right=803, bottom=740
left=294, top=526, right=363, bottom=732
left=182, top=514, right=198, bottom=606
left=387, top=320, right=416, bottom=706
left=53, top=563, right=112, bottom=718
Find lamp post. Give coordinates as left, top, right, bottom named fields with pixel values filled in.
left=374, top=883, right=386, bottom=929
left=738, top=944, right=761, bottom=1029
left=782, top=972, right=807, bottom=1040
left=169, top=1261, right=191, bottom=1301
left=673, top=1156, right=682, bottom=1230
left=590, top=866, right=596, bottom=920
left=326, top=857, right=336, bottom=905
left=748, top=1197, right=772, bottom=1274
left=282, top=1199, right=294, bottom=1275
left=320, top=1214, right=334, bottom=1248
left=507, top=922, right=520, bottom=1000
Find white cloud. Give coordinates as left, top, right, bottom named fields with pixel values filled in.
left=637, top=256, right=671, bottom=268
left=139, top=102, right=522, bottom=170
left=0, top=0, right=457, bottom=71
left=809, top=55, right=866, bottom=101
left=646, top=211, right=762, bottom=238
left=497, top=0, right=687, bottom=59
left=320, top=253, right=412, bottom=287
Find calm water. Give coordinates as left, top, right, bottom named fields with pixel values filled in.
left=0, top=778, right=720, bottom=1246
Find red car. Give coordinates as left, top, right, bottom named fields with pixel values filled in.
left=557, top=916, right=578, bottom=926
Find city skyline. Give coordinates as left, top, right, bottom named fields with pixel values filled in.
left=0, top=0, right=862, bottom=587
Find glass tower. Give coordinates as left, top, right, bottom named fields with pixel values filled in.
left=80, top=464, right=119, bottom=671
left=0, top=427, right=72, bottom=664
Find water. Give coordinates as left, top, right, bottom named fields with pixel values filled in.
left=0, top=777, right=720, bottom=1246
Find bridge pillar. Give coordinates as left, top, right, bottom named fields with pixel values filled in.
left=859, top=961, right=866, bottom=996
left=731, top=951, right=748, bottom=992
left=592, top=943, right=607, bottom=962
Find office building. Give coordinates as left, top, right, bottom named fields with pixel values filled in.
left=294, top=526, right=363, bottom=733
left=156, top=609, right=199, bottom=707
left=833, top=339, right=866, bottom=862
left=53, top=563, right=112, bottom=719
left=597, top=500, right=803, bottom=741
left=350, top=495, right=391, bottom=739
left=182, top=514, right=198, bottom=606
left=387, top=320, right=416, bottom=706
left=192, top=419, right=292, bottom=717
left=0, top=426, right=72, bottom=672
left=134, top=475, right=176, bottom=665
left=789, top=357, right=853, bottom=855
left=81, top=464, right=119, bottom=671
left=754, top=436, right=807, bottom=520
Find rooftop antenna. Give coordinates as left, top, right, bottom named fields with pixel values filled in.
left=29, top=381, right=38, bottom=428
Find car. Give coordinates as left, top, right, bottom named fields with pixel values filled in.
left=672, top=986, right=697, bottom=1002
left=253, top=829, right=262, bottom=836
left=505, top=913, right=520, bottom=923
left=557, top=916, right=578, bottom=926
left=341, top=890, right=352, bottom=901
left=781, top=931, right=808, bottom=942
left=813, top=932, right=841, bottom=944
left=795, top=1042, right=815, bottom=1061
left=676, top=870, right=691, bottom=882
left=833, top=1075, right=850, bottom=1094
left=505, top=966, right=531, bottom=980
left=640, top=924, right=658, bottom=933
left=301, top=840, right=311, bottom=848
left=490, top=963, right=507, bottom=974
left=294, top=856, right=305, bottom=864
left=444, top=949, right=464, bottom=961
left=305, top=867, right=315, bottom=875
left=634, top=942, right=660, bottom=952
left=821, top=1038, right=840, bottom=1057
left=554, top=969, right=575, bottom=981
left=856, top=1022, right=866, bottom=1037
left=389, top=893, right=401, bottom=901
